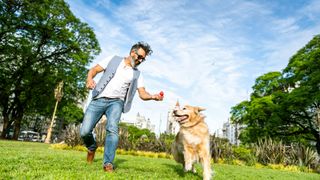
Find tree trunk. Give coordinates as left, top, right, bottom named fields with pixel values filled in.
left=316, top=132, right=320, bottom=155
left=1, top=97, right=10, bottom=139
left=13, top=116, right=22, bottom=140
left=1, top=114, right=10, bottom=138
left=12, top=107, right=24, bottom=140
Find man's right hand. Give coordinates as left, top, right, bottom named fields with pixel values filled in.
left=86, top=64, right=104, bottom=89
left=86, top=79, right=96, bottom=89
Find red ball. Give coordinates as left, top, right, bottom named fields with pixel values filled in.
left=159, top=91, right=164, bottom=96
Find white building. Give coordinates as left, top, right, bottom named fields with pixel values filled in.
left=135, top=113, right=155, bottom=132
left=166, top=101, right=180, bottom=135
left=222, top=119, right=245, bottom=146
left=214, top=128, right=224, bottom=138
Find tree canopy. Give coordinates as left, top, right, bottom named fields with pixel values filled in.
left=231, top=35, right=320, bottom=154
left=0, top=0, right=100, bottom=139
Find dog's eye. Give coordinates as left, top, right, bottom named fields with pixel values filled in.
left=183, top=108, right=186, bottom=110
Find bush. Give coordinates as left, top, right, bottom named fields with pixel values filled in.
left=93, top=120, right=106, bottom=147
left=210, top=135, right=234, bottom=163
left=286, top=143, right=319, bottom=169
left=63, top=124, right=83, bottom=147
left=233, top=146, right=256, bottom=166
left=253, top=137, right=319, bottom=172
left=254, top=137, right=286, bottom=165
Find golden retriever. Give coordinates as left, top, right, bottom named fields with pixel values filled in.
left=171, top=105, right=212, bottom=180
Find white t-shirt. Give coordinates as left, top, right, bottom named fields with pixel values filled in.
left=96, top=55, right=144, bottom=100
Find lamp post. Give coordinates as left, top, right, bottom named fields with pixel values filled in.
left=44, top=81, right=63, bottom=144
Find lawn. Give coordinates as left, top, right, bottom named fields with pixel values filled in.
left=0, top=140, right=319, bottom=179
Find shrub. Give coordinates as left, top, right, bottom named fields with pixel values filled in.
left=254, top=163, right=264, bottom=169
left=94, top=120, right=106, bottom=147
left=63, top=124, right=83, bottom=147
left=233, top=146, right=256, bottom=166
left=254, top=138, right=286, bottom=165
left=286, top=143, right=319, bottom=169
left=51, top=143, right=70, bottom=150
left=210, top=135, right=233, bottom=163
left=231, top=159, right=246, bottom=166
left=118, top=124, right=133, bottom=150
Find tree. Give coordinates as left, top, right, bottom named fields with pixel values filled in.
left=281, top=35, right=320, bottom=153
left=231, top=72, right=284, bottom=143
left=0, top=0, right=100, bottom=139
left=60, top=103, right=84, bottom=124
left=119, top=123, right=155, bottom=142
left=231, top=35, right=320, bottom=154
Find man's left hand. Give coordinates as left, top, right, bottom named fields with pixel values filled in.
left=152, top=94, right=163, bottom=101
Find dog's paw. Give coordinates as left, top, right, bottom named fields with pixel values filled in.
left=184, top=164, right=192, bottom=172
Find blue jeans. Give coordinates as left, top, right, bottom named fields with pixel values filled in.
left=80, top=98, right=124, bottom=166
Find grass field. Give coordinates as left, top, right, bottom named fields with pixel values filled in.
left=0, top=140, right=319, bottom=179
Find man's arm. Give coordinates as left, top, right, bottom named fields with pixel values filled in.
left=137, top=87, right=163, bottom=101
left=86, top=64, right=104, bottom=89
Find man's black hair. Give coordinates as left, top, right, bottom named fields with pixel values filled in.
left=131, top=41, right=153, bottom=56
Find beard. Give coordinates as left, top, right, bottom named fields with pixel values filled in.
left=130, top=56, right=136, bottom=67
left=130, top=56, right=141, bottom=67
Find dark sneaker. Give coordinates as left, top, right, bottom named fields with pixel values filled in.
left=87, top=150, right=95, bottom=164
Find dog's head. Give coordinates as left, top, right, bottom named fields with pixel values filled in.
left=173, top=105, right=206, bottom=127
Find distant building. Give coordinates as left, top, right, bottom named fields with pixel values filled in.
left=222, top=119, right=245, bottom=146
left=134, top=113, right=155, bottom=132
left=214, top=128, right=223, bottom=138
left=166, top=101, right=180, bottom=135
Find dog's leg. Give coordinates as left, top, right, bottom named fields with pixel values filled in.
left=183, top=149, right=193, bottom=172
left=191, top=154, right=198, bottom=173
left=200, top=151, right=212, bottom=180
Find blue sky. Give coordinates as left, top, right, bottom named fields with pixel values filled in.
left=66, top=0, right=320, bottom=135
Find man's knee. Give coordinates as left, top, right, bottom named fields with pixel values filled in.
left=106, top=124, right=119, bottom=135
left=80, top=126, right=91, bottom=138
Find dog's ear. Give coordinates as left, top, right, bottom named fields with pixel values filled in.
left=197, top=107, right=206, bottom=112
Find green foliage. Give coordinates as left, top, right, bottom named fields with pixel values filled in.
left=210, top=135, right=233, bottom=163
left=254, top=138, right=286, bottom=165
left=251, top=72, right=283, bottom=98
left=118, top=122, right=169, bottom=152
left=62, top=123, right=83, bottom=147
left=125, top=124, right=156, bottom=141
left=63, top=122, right=175, bottom=153
left=60, top=103, right=84, bottom=124
left=230, top=35, right=320, bottom=154
left=286, top=144, right=319, bottom=169
left=0, top=0, right=100, bottom=139
left=252, top=138, right=319, bottom=171
left=233, top=146, right=256, bottom=166
left=159, top=133, right=175, bottom=153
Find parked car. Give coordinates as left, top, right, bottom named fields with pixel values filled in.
left=18, top=131, right=41, bottom=142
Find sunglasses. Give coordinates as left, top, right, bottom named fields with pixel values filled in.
left=134, top=50, right=146, bottom=63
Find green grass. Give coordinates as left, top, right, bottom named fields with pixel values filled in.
left=0, top=140, right=319, bottom=179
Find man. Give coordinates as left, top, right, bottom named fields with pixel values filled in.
left=80, top=42, right=163, bottom=172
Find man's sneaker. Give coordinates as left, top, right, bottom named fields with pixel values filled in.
left=87, top=150, right=95, bottom=164
left=103, top=163, right=114, bottom=172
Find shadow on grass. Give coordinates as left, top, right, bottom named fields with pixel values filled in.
left=89, top=156, right=127, bottom=169
left=164, top=163, right=202, bottom=179
left=114, top=158, right=128, bottom=169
